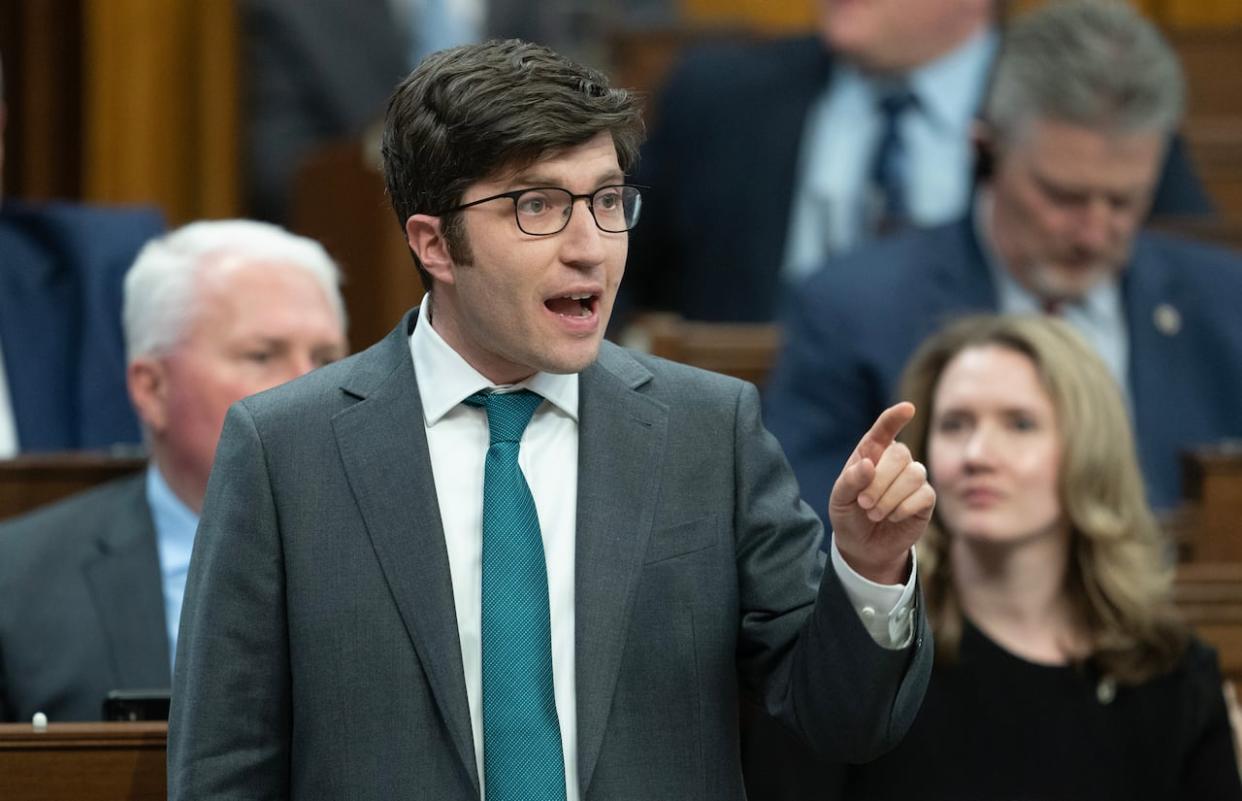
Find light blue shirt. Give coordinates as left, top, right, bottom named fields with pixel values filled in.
left=783, top=28, right=998, bottom=281
left=146, top=464, right=199, bottom=672
left=974, top=191, right=1132, bottom=403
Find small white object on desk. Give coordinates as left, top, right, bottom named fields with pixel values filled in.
left=31, top=711, right=48, bottom=732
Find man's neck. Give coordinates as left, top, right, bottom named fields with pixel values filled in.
left=150, top=452, right=205, bottom=516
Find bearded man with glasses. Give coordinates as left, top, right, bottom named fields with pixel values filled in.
left=169, top=39, right=935, bottom=801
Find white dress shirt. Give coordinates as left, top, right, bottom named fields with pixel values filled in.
left=409, top=300, right=915, bottom=799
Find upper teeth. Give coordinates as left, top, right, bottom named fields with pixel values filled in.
left=566, top=294, right=591, bottom=300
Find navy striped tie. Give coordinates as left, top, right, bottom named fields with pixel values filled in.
left=869, top=85, right=918, bottom=235
left=464, top=390, right=565, bottom=801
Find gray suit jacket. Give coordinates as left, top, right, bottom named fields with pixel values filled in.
left=0, top=473, right=171, bottom=722
left=168, top=309, right=931, bottom=800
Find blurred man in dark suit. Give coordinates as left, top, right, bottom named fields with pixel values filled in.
left=625, top=0, right=1213, bottom=323
left=764, top=0, right=1242, bottom=520
left=0, top=220, right=348, bottom=722
left=0, top=54, right=164, bottom=455
left=241, top=0, right=644, bottom=223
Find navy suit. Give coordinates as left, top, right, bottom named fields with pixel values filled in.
left=0, top=201, right=163, bottom=452
left=625, top=36, right=1215, bottom=323
left=763, top=219, right=1242, bottom=513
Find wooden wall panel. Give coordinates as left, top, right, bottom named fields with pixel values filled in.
left=0, top=0, right=82, bottom=200
left=81, top=0, right=240, bottom=224
left=679, top=0, right=814, bottom=33
left=1159, top=0, right=1242, bottom=28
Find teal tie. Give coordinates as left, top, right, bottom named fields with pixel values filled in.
left=464, top=390, right=566, bottom=801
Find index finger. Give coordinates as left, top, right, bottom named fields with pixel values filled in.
left=853, top=402, right=916, bottom=466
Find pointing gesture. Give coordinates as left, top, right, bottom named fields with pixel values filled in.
left=829, top=402, right=936, bottom=585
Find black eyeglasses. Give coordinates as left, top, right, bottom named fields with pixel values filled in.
left=437, top=185, right=644, bottom=236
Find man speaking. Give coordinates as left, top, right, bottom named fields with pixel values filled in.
left=168, top=40, right=936, bottom=800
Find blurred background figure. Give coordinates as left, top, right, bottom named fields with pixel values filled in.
left=241, top=0, right=480, bottom=224
left=821, top=314, right=1242, bottom=799
left=764, top=0, right=1242, bottom=513
left=623, top=0, right=1214, bottom=324
left=240, top=0, right=674, bottom=223
left=0, top=52, right=163, bottom=457
left=0, top=220, right=348, bottom=722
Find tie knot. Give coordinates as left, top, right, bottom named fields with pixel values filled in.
left=876, top=86, right=917, bottom=120
left=465, top=390, right=544, bottom=444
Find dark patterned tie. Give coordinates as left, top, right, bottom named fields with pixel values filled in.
left=464, top=389, right=565, bottom=801
left=868, top=85, right=918, bottom=236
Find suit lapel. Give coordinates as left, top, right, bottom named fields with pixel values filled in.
left=573, top=344, right=668, bottom=793
left=331, top=311, right=479, bottom=793
left=929, top=219, right=999, bottom=319
left=82, top=474, right=173, bottom=689
left=1122, top=238, right=1182, bottom=494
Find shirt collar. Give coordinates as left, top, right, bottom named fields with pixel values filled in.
left=409, top=297, right=579, bottom=425
left=906, top=27, right=998, bottom=133
left=145, top=462, right=199, bottom=567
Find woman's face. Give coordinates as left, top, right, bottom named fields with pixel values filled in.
left=928, top=345, right=1065, bottom=545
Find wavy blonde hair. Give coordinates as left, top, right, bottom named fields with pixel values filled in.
left=900, top=314, right=1185, bottom=683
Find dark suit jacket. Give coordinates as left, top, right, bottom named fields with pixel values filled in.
left=240, top=0, right=410, bottom=222
left=240, top=0, right=565, bottom=222
left=0, top=473, right=171, bottom=722
left=624, top=36, right=1215, bottom=323
left=0, top=200, right=163, bottom=452
left=763, top=218, right=1242, bottom=514
left=168, top=309, right=933, bottom=800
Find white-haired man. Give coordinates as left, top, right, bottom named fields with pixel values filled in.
left=0, top=220, right=348, bottom=722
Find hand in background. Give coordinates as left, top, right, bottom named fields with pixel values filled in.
left=829, top=402, right=936, bottom=585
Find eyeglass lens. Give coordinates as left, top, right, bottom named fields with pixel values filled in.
left=513, top=186, right=642, bottom=235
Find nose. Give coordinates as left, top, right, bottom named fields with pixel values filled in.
left=1072, top=197, right=1114, bottom=253
left=962, top=423, right=997, bottom=469
left=559, top=197, right=608, bottom=270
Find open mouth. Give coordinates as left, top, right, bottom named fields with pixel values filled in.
left=544, top=293, right=598, bottom=319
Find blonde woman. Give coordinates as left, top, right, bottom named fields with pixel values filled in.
left=817, top=314, right=1241, bottom=800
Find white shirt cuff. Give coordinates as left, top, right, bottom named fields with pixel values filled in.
left=829, top=535, right=917, bottom=650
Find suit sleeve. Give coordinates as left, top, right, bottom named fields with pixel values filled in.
left=732, top=380, right=931, bottom=762
left=168, top=402, right=292, bottom=800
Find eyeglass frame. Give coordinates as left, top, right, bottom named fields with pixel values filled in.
left=433, top=184, right=645, bottom=236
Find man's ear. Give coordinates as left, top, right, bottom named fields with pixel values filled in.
left=971, top=119, right=997, bottom=183
left=406, top=214, right=456, bottom=286
left=127, top=357, right=169, bottom=434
